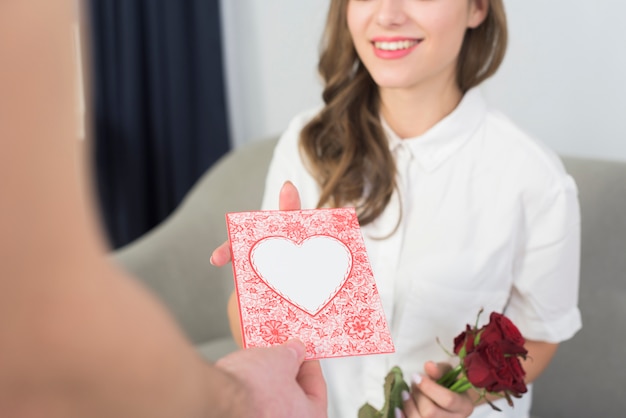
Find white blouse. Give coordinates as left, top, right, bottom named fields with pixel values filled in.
left=261, top=88, right=582, bottom=418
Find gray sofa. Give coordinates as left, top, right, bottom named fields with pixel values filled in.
left=115, top=138, right=626, bottom=417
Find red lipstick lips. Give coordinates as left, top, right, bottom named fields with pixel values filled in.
left=371, top=37, right=421, bottom=59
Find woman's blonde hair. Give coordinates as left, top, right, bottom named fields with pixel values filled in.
left=300, top=0, right=508, bottom=225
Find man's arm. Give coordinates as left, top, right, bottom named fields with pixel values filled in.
left=0, top=3, right=250, bottom=417
left=0, top=2, right=325, bottom=417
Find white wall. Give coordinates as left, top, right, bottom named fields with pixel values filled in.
left=483, top=0, right=626, bottom=161
left=220, top=0, right=329, bottom=147
left=222, top=0, right=626, bottom=161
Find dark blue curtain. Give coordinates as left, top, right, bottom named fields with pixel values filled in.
left=89, top=0, right=230, bottom=248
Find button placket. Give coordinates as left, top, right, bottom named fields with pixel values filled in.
left=381, top=143, right=414, bottom=370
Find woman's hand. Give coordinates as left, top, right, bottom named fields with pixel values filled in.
left=210, top=181, right=302, bottom=267
left=210, top=181, right=302, bottom=346
left=399, top=362, right=474, bottom=418
left=399, top=339, right=557, bottom=417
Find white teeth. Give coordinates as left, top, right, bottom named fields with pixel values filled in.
left=374, top=40, right=416, bottom=51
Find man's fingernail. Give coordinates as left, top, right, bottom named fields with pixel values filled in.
left=209, top=255, right=215, bottom=266
left=284, top=339, right=305, bottom=360
left=412, top=373, right=423, bottom=385
left=286, top=346, right=299, bottom=361
left=401, top=390, right=410, bottom=402
left=395, top=407, right=405, bottom=418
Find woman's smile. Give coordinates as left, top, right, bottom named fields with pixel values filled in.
left=348, top=0, right=483, bottom=92
left=371, top=37, right=421, bottom=59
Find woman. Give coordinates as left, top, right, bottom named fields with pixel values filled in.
left=214, top=0, right=581, bottom=416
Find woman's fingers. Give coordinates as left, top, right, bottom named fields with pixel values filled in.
left=400, top=389, right=420, bottom=418
left=424, top=361, right=450, bottom=380
left=279, top=181, right=302, bottom=211
left=410, top=375, right=442, bottom=417
left=210, top=240, right=232, bottom=266
left=410, top=373, right=474, bottom=417
left=210, top=181, right=301, bottom=267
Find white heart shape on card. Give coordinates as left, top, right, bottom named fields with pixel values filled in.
left=250, top=236, right=352, bottom=316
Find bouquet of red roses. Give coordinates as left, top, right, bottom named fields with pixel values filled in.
left=359, top=310, right=528, bottom=417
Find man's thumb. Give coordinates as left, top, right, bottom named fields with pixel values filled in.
left=281, top=339, right=306, bottom=363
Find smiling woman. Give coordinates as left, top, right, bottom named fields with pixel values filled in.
left=347, top=0, right=487, bottom=93
left=219, top=0, right=582, bottom=417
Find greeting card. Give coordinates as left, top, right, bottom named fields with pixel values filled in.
left=226, top=207, right=394, bottom=360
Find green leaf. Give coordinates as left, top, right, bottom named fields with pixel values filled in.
left=358, top=403, right=382, bottom=418
left=474, top=329, right=484, bottom=347
left=459, top=345, right=467, bottom=359
left=381, top=367, right=410, bottom=418
left=359, top=366, right=410, bottom=418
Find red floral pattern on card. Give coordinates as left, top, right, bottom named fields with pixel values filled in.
left=344, top=315, right=375, bottom=340
left=260, top=320, right=290, bottom=344
left=226, top=208, right=395, bottom=359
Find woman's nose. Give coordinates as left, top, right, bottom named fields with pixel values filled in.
left=376, top=0, right=407, bottom=27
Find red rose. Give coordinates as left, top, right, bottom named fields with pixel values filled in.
left=367, top=310, right=529, bottom=416
left=453, top=324, right=478, bottom=355
left=506, top=356, right=528, bottom=395
left=492, top=358, right=527, bottom=395
left=482, top=312, right=526, bottom=348
left=459, top=312, right=528, bottom=397
left=455, top=312, right=527, bottom=356
left=464, top=342, right=506, bottom=391
left=436, top=310, right=529, bottom=411
left=500, top=340, right=529, bottom=357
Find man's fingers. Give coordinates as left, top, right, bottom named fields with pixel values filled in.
left=210, top=240, right=232, bottom=266
left=282, top=339, right=306, bottom=363
left=278, top=341, right=328, bottom=407
left=261, top=340, right=306, bottom=381
left=279, top=181, right=302, bottom=211
left=297, top=360, right=327, bottom=404
left=216, top=339, right=328, bottom=418
left=218, top=340, right=305, bottom=379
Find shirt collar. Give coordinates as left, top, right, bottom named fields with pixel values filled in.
left=382, top=87, right=487, bottom=172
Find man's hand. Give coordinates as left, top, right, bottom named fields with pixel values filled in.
left=216, top=340, right=327, bottom=418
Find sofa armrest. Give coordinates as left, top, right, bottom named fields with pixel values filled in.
left=530, top=156, right=626, bottom=416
